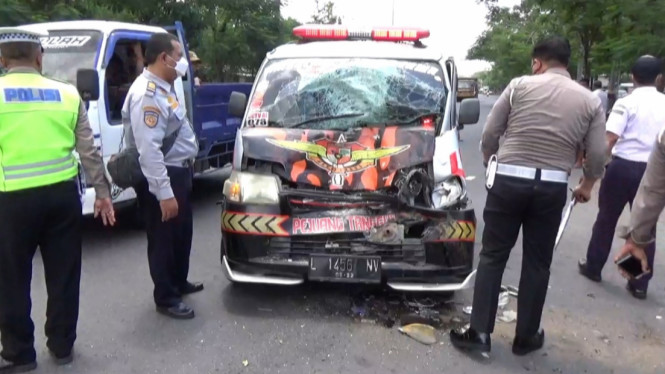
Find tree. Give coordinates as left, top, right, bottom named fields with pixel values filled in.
left=467, top=2, right=566, bottom=89
left=527, top=0, right=605, bottom=80
left=0, top=0, right=300, bottom=82
left=311, top=0, right=342, bottom=24
left=471, top=0, right=665, bottom=89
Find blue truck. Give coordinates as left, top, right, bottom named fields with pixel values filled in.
left=23, top=20, right=253, bottom=219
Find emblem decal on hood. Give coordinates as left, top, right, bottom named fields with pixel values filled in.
left=267, top=134, right=410, bottom=186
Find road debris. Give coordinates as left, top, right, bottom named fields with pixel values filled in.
left=497, top=310, right=517, bottom=323
left=500, top=285, right=519, bottom=297
left=399, top=323, right=437, bottom=345
left=657, top=315, right=662, bottom=320
left=242, top=360, right=249, bottom=367
left=350, top=291, right=458, bottom=330
left=400, top=310, right=442, bottom=328
left=462, top=288, right=517, bottom=323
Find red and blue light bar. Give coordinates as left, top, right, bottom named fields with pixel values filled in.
left=293, top=25, right=430, bottom=42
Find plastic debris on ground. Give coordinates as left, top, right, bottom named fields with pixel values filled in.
left=462, top=285, right=519, bottom=323
left=657, top=315, right=663, bottom=320
left=399, top=323, right=437, bottom=345
left=349, top=290, right=461, bottom=331
left=497, top=310, right=517, bottom=323
left=242, top=360, right=249, bottom=367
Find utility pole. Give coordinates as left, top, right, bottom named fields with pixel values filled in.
left=392, top=0, right=395, bottom=25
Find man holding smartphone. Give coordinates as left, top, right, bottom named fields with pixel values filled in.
left=615, top=127, right=665, bottom=278
left=578, top=56, right=665, bottom=299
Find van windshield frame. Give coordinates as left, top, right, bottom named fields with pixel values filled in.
left=40, top=30, right=102, bottom=86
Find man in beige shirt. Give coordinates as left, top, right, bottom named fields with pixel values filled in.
left=615, top=127, right=665, bottom=278
left=450, top=36, right=606, bottom=356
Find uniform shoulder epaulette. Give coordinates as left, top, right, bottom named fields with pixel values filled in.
left=146, top=81, right=157, bottom=97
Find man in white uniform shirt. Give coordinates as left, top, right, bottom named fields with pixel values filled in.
left=592, top=80, right=608, bottom=116
left=579, top=55, right=665, bottom=299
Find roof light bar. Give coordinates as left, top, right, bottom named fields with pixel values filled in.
left=293, top=25, right=430, bottom=42
left=293, top=25, right=348, bottom=40
left=371, top=28, right=430, bottom=42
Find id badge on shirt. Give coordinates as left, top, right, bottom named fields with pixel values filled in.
left=486, top=154, right=498, bottom=190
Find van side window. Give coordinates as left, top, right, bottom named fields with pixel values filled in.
left=105, top=40, right=145, bottom=123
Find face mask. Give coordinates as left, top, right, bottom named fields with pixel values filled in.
left=168, top=55, right=189, bottom=77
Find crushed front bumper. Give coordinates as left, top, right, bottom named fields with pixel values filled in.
left=220, top=200, right=477, bottom=292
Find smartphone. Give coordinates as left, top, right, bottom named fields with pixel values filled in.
left=616, top=254, right=650, bottom=280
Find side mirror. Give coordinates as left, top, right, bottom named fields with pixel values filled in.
left=76, top=69, right=99, bottom=101
left=459, top=98, right=480, bottom=125
left=229, top=91, right=247, bottom=118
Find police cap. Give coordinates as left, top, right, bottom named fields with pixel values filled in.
left=0, top=26, right=48, bottom=46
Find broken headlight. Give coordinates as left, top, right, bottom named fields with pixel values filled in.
left=223, top=171, right=280, bottom=205
left=431, top=176, right=465, bottom=209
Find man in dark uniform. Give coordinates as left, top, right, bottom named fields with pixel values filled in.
left=122, top=33, right=202, bottom=319
left=0, top=27, right=114, bottom=372
left=615, top=127, right=665, bottom=276
left=450, top=36, right=606, bottom=355
left=578, top=56, right=665, bottom=299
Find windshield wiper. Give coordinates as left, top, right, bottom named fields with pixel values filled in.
left=285, top=113, right=364, bottom=128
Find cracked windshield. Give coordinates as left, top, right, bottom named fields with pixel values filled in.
left=249, top=58, right=446, bottom=129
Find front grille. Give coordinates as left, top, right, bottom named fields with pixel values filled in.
left=268, top=233, right=426, bottom=263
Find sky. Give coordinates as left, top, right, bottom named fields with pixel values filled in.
left=281, top=0, right=521, bottom=76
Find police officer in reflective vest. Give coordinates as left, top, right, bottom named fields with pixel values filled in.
left=0, top=27, right=114, bottom=372
left=122, top=33, right=201, bottom=319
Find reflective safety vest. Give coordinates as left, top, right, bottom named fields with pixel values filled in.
left=0, top=72, right=80, bottom=192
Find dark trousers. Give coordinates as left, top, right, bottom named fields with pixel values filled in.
left=470, top=174, right=567, bottom=337
left=585, top=157, right=656, bottom=290
left=136, top=166, right=193, bottom=307
left=0, top=181, right=82, bottom=364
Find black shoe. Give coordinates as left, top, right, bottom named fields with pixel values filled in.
left=513, top=329, right=545, bottom=356
left=450, top=325, right=491, bottom=353
left=156, top=302, right=195, bottom=319
left=179, top=282, right=204, bottom=295
left=0, top=357, right=37, bottom=373
left=626, top=283, right=647, bottom=300
left=49, top=350, right=73, bottom=366
left=578, top=259, right=602, bottom=282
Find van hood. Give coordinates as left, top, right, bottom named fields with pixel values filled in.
left=240, top=125, right=436, bottom=191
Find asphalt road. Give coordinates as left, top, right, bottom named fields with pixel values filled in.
left=23, top=95, right=665, bottom=374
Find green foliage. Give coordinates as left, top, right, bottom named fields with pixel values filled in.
left=470, top=0, right=665, bottom=89
left=0, top=0, right=300, bottom=81
left=311, top=0, right=342, bottom=24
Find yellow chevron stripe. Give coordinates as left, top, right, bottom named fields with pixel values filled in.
left=269, top=216, right=288, bottom=235
left=254, top=215, right=272, bottom=232
left=230, top=214, right=245, bottom=232
left=222, top=212, right=233, bottom=230
left=221, top=212, right=288, bottom=236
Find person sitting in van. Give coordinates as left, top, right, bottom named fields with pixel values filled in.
left=106, top=54, right=129, bottom=120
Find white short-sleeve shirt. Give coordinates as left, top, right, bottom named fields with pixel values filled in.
left=607, top=86, right=665, bottom=162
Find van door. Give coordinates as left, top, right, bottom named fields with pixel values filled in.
left=445, top=58, right=458, bottom=132
left=98, top=30, right=153, bottom=159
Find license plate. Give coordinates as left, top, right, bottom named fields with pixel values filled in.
left=308, top=254, right=381, bottom=283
